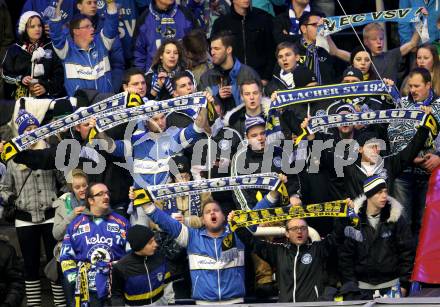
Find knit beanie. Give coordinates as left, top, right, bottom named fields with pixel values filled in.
left=127, top=225, right=155, bottom=252
left=364, top=175, right=387, bottom=198
left=15, top=109, right=40, bottom=135
left=18, top=11, right=41, bottom=35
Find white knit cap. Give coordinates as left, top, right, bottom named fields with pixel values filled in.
left=18, top=11, right=41, bottom=35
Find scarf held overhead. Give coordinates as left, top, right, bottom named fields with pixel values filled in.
left=271, top=81, right=400, bottom=110
left=132, top=173, right=284, bottom=207
left=1, top=92, right=143, bottom=162
left=319, top=7, right=425, bottom=37
left=229, top=200, right=350, bottom=231
left=87, top=92, right=207, bottom=142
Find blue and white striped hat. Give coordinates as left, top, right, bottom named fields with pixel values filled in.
left=363, top=175, right=387, bottom=198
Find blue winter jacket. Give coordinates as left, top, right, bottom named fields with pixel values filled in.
left=112, top=120, right=205, bottom=188
left=48, top=6, right=119, bottom=96
left=144, top=195, right=275, bottom=303
left=398, top=0, right=440, bottom=44
left=133, top=2, right=197, bottom=71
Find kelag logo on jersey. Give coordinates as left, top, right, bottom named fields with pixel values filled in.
left=86, top=234, right=113, bottom=246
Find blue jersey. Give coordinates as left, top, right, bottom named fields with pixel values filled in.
left=60, top=211, right=130, bottom=292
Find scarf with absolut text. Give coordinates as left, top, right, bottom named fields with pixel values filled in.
left=1, top=92, right=143, bottom=162
left=132, top=173, right=284, bottom=207
left=319, top=7, right=425, bottom=37
left=87, top=92, right=207, bottom=142
left=229, top=200, right=353, bottom=231
left=270, top=81, right=401, bottom=111
left=295, top=108, right=439, bottom=145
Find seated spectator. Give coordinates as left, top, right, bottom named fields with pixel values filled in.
left=182, top=28, right=212, bottom=85
left=2, top=11, right=65, bottom=99
left=48, top=0, right=119, bottom=96
left=0, top=110, right=67, bottom=307
left=339, top=176, right=413, bottom=299
left=363, top=22, right=420, bottom=83
left=145, top=39, right=194, bottom=100
left=350, top=46, right=378, bottom=81
left=211, top=0, right=275, bottom=83
left=199, top=31, right=260, bottom=114
left=401, top=44, right=440, bottom=96
left=0, top=234, right=25, bottom=307
left=273, top=0, right=310, bottom=44
left=60, top=182, right=130, bottom=306
left=133, top=0, right=197, bottom=72
left=224, top=79, right=271, bottom=138
left=76, top=0, right=125, bottom=91
left=111, top=225, right=170, bottom=306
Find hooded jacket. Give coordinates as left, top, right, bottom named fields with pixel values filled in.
left=339, top=195, right=414, bottom=290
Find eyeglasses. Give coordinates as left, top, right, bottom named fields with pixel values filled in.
left=92, top=191, right=111, bottom=198
left=76, top=24, right=94, bottom=30
left=305, top=23, right=319, bottom=27
left=287, top=226, right=308, bottom=232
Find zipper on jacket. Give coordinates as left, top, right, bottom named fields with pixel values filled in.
left=144, top=257, right=153, bottom=304
left=192, top=275, right=200, bottom=298
left=86, top=51, right=98, bottom=90
left=214, top=238, right=221, bottom=301
left=242, top=17, right=247, bottom=64
left=314, top=285, right=319, bottom=299
left=292, top=245, right=300, bottom=303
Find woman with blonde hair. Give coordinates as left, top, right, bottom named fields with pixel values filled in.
left=401, top=43, right=440, bottom=96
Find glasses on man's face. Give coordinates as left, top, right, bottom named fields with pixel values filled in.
left=287, top=226, right=308, bottom=232
left=92, top=191, right=111, bottom=198
left=77, top=24, right=94, bottom=30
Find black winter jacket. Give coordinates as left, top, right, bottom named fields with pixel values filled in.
left=1, top=41, right=65, bottom=98
left=0, top=237, right=24, bottom=307
left=211, top=6, right=275, bottom=80
left=235, top=222, right=345, bottom=302
left=339, top=195, right=414, bottom=290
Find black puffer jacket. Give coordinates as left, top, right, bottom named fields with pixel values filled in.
left=1, top=41, right=65, bottom=98
left=0, top=236, right=24, bottom=307
left=236, top=222, right=345, bottom=302
left=339, top=195, right=414, bottom=290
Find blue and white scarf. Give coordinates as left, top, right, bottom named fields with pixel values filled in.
left=1, top=92, right=142, bottom=162
left=319, top=7, right=427, bottom=40
left=271, top=80, right=401, bottom=110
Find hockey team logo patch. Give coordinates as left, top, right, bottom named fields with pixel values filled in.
left=301, top=253, right=313, bottom=265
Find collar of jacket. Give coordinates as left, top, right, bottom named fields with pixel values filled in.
left=353, top=194, right=403, bottom=223
left=82, top=207, right=113, bottom=218
left=150, top=1, right=177, bottom=17
left=214, top=57, right=242, bottom=78
left=199, top=224, right=229, bottom=238
left=230, top=4, right=251, bottom=19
